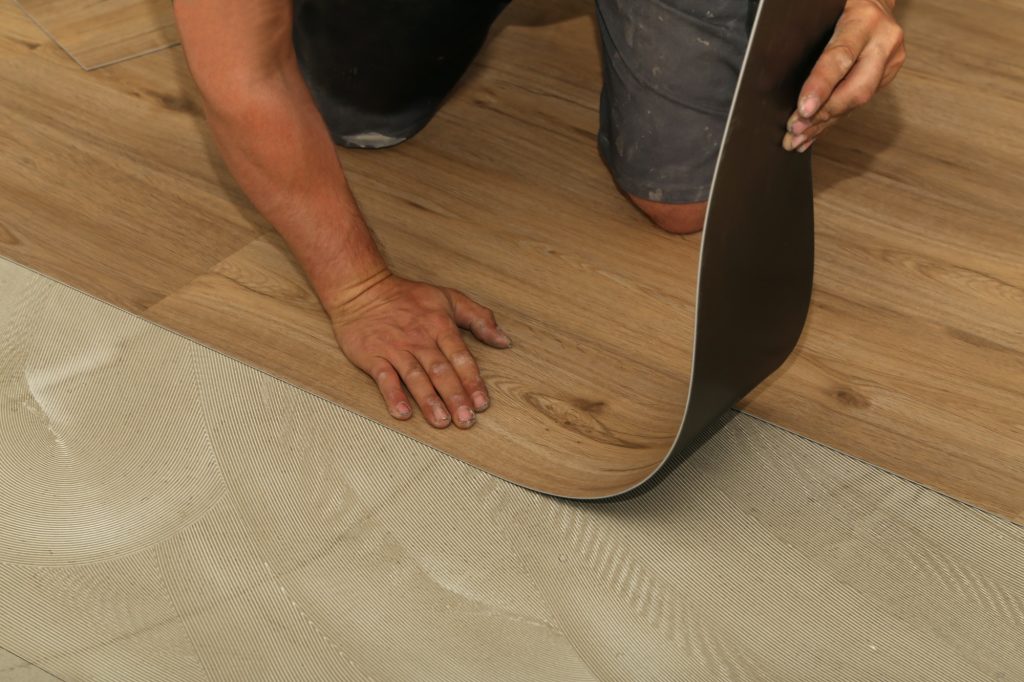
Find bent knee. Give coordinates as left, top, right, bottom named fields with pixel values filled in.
left=336, top=130, right=410, bottom=149
left=629, top=195, right=707, bottom=235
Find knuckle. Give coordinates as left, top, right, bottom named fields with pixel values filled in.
left=429, top=361, right=451, bottom=376
left=445, top=385, right=466, bottom=399
left=890, top=25, right=905, bottom=47
left=438, top=329, right=464, bottom=346
left=427, top=311, right=455, bottom=330
left=848, top=89, right=872, bottom=108
left=450, top=350, right=475, bottom=367
left=827, top=43, right=857, bottom=72
left=854, top=2, right=886, bottom=24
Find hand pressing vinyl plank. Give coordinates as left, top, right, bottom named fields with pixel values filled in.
left=1, top=0, right=840, bottom=499
left=148, top=0, right=840, bottom=499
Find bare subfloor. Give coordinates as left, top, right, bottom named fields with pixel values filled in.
left=3, top=258, right=1024, bottom=681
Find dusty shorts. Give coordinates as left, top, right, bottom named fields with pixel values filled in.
left=293, top=0, right=756, bottom=205
left=596, top=0, right=756, bottom=203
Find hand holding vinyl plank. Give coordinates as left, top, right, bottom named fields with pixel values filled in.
left=784, top=0, right=907, bottom=152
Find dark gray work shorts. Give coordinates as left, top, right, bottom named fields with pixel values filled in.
left=596, top=0, right=756, bottom=202
left=294, top=0, right=755, bottom=205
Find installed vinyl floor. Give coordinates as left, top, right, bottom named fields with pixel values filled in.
left=1, top=0, right=1023, bottom=510
left=3, top=257, right=1024, bottom=681
left=14, top=0, right=177, bottom=69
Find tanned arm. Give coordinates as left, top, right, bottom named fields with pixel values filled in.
left=174, top=0, right=511, bottom=429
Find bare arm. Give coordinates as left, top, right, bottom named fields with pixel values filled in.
left=173, top=0, right=388, bottom=308
left=174, top=0, right=511, bottom=428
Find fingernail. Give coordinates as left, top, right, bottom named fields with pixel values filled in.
left=496, top=327, right=512, bottom=347
left=798, top=139, right=814, bottom=153
left=472, top=391, right=489, bottom=410
left=457, top=405, right=475, bottom=425
left=790, top=134, right=807, bottom=149
left=433, top=404, right=450, bottom=425
left=395, top=401, right=411, bottom=418
left=799, top=95, right=819, bottom=117
left=791, top=119, right=809, bottom=135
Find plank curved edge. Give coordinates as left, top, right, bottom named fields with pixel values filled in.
left=553, top=0, right=846, bottom=500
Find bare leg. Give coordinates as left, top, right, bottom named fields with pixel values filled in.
left=628, top=195, right=707, bottom=235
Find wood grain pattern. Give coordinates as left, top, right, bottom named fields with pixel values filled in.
left=15, top=0, right=178, bottom=70
left=1, top=0, right=1022, bottom=511
left=738, top=0, right=1024, bottom=519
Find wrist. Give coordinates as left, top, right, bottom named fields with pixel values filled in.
left=296, top=209, right=393, bottom=316
left=319, top=264, right=393, bottom=319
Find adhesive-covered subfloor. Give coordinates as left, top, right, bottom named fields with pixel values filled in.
left=2, top=256, right=1023, bottom=681
left=0, top=649, right=60, bottom=682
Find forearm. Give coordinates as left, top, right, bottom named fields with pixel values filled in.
left=201, top=68, right=389, bottom=311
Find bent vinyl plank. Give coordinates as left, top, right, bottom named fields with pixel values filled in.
left=1, top=0, right=1023, bottom=511
left=0, top=0, right=835, bottom=499
left=2, top=257, right=1024, bottom=680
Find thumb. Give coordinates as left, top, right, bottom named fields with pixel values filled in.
left=447, top=289, right=512, bottom=348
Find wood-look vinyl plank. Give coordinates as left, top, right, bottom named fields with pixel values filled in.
left=1, top=0, right=1022, bottom=510
left=1, top=4, right=263, bottom=313
left=15, top=0, right=178, bottom=70
left=740, top=0, right=1024, bottom=520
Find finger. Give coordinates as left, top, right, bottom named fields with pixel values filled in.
left=819, top=40, right=889, bottom=119
left=391, top=351, right=451, bottom=428
left=784, top=38, right=891, bottom=150
left=879, top=45, right=907, bottom=90
left=414, top=348, right=476, bottom=428
left=447, top=289, right=512, bottom=348
left=436, top=329, right=490, bottom=412
left=367, top=358, right=413, bottom=420
left=796, top=16, right=871, bottom=119
left=784, top=117, right=840, bottom=151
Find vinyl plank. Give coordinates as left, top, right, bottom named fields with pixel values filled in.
left=1, top=0, right=1023, bottom=512
left=739, top=0, right=1024, bottom=521
left=15, top=0, right=178, bottom=70
left=0, top=1, right=263, bottom=313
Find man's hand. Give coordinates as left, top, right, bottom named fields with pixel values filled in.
left=328, top=273, right=512, bottom=429
left=783, top=0, right=906, bottom=152
left=176, top=1, right=512, bottom=431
